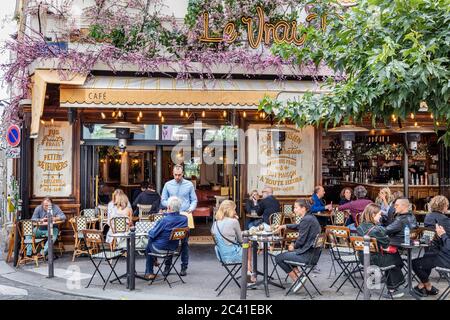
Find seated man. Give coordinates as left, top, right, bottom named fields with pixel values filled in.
left=274, top=199, right=321, bottom=293
left=144, top=196, right=188, bottom=280
left=385, top=198, right=417, bottom=247
left=132, top=182, right=161, bottom=215
left=310, top=185, right=333, bottom=227
left=28, top=197, right=66, bottom=258
left=412, top=224, right=450, bottom=298
left=249, top=186, right=280, bottom=229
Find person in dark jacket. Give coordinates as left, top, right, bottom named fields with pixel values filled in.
left=252, top=187, right=280, bottom=226
left=144, top=196, right=188, bottom=280
left=357, top=203, right=405, bottom=298
left=275, top=199, right=321, bottom=293
left=339, top=187, right=353, bottom=205
left=421, top=195, right=450, bottom=259
left=132, top=181, right=148, bottom=203
left=412, top=223, right=450, bottom=297
left=132, top=182, right=161, bottom=215
left=386, top=198, right=417, bottom=246
left=245, top=189, right=260, bottom=229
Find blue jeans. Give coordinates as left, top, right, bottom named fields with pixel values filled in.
left=26, top=227, right=59, bottom=256
left=145, top=237, right=189, bottom=274
left=247, top=219, right=263, bottom=230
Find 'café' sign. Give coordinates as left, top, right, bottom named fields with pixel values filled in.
left=199, top=6, right=327, bottom=48
left=33, top=121, right=72, bottom=197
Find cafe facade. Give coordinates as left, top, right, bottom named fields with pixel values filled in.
left=10, top=0, right=450, bottom=247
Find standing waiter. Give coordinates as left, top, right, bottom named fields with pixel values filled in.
left=160, top=164, right=197, bottom=276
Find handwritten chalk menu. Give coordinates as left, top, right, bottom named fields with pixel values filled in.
left=33, top=121, right=72, bottom=197
left=247, top=125, right=315, bottom=196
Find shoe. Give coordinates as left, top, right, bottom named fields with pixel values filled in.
left=144, top=274, right=157, bottom=280
left=426, top=286, right=439, bottom=296
left=180, top=267, right=187, bottom=276
left=413, top=285, right=428, bottom=298
left=153, top=259, right=160, bottom=267
left=312, top=266, right=321, bottom=274
left=388, top=289, right=404, bottom=299
left=162, top=266, right=171, bottom=277
left=292, top=276, right=307, bottom=293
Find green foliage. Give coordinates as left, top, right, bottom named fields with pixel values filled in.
left=262, top=0, right=450, bottom=144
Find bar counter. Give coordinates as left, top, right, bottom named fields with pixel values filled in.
left=328, top=181, right=439, bottom=209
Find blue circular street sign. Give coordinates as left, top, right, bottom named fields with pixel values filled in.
left=7, top=124, right=21, bottom=147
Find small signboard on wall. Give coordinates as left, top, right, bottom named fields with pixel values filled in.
left=6, top=147, right=20, bottom=159
left=33, top=121, right=73, bottom=197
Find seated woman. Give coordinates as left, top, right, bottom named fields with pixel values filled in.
left=412, top=224, right=450, bottom=298
left=356, top=203, right=405, bottom=298
left=106, top=192, right=133, bottom=245
left=339, top=187, right=353, bottom=205
left=376, top=187, right=395, bottom=227
left=338, top=185, right=373, bottom=228
left=274, top=199, right=321, bottom=293
left=245, top=189, right=260, bottom=230
left=211, top=200, right=255, bottom=282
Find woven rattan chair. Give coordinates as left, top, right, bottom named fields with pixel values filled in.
left=70, top=216, right=89, bottom=261
left=18, top=220, right=45, bottom=267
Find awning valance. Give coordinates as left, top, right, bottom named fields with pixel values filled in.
left=59, top=76, right=325, bottom=109
left=31, top=70, right=87, bottom=138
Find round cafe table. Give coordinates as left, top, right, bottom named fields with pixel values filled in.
left=249, top=233, right=284, bottom=297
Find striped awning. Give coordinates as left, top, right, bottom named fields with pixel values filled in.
left=59, top=76, right=326, bottom=109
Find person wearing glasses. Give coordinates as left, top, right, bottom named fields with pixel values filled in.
left=28, top=197, right=66, bottom=258
left=160, top=164, right=197, bottom=277
left=250, top=187, right=280, bottom=228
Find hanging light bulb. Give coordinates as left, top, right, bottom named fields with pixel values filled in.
left=51, top=118, right=54, bottom=124
left=158, top=111, right=162, bottom=118
left=137, top=116, right=140, bottom=122
left=161, top=116, right=165, bottom=123
left=414, top=122, right=418, bottom=127
left=410, top=113, right=415, bottom=119
left=430, top=113, right=434, bottom=119
left=186, top=112, right=189, bottom=119
left=101, top=112, right=106, bottom=119
left=243, top=111, right=247, bottom=118
left=223, top=110, right=227, bottom=117
left=180, top=110, right=184, bottom=117
left=202, top=110, right=206, bottom=118
left=139, top=111, right=143, bottom=118
left=118, top=110, right=122, bottom=117
left=436, top=121, right=440, bottom=126
left=40, top=119, right=45, bottom=125
left=112, top=111, right=116, bottom=117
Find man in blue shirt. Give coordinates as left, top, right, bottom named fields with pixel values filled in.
left=27, top=197, right=66, bottom=257
left=160, top=164, right=197, bottom=276
left=145, top=196, right=188, bottom=280
left=310, top=185, right=333, bottom=227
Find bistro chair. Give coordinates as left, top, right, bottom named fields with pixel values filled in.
left=82, top=229, right=125, bottom=290
left=211, top=234, right=242, bottom=296
left=109, top=216, right=130, bottom=251
left=284, top=234, right=326, bottom=298
left=416, top=228, right=437, bottom=258
left=17, top=220, right=45, bottom=267
left=81, top=208, right=98, bottom=228
left=70, top=216, right=89, bottom=261
left=150, top=213, right=165, bottom=223
left=325, top=225, right=353, bottom=278
left=134, top=221, right=155, bottom=254
left=148, top=227, right=190, bottom=288
left=435, top=266, right=450, bottom=300
left=137, top=204, right=153, bottom=221
left=97, top=204, right=108, bottom=231
left=333, top=210, right=347, bottom=226
left=326, top=226, right=361, bottom=292
left=283, top=204, right=294, bottom=224
left=350, top=236, right=396, bottom=300
left=269, top=212, right=283, bottom=227
left=354, top=213, right=363, bottom=228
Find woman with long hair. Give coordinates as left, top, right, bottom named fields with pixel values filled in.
left=376, top=187, right=395, bottom=226
left=211, top=200, right=255, bottom=282
left=357, top=203, right=405, bottom=298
